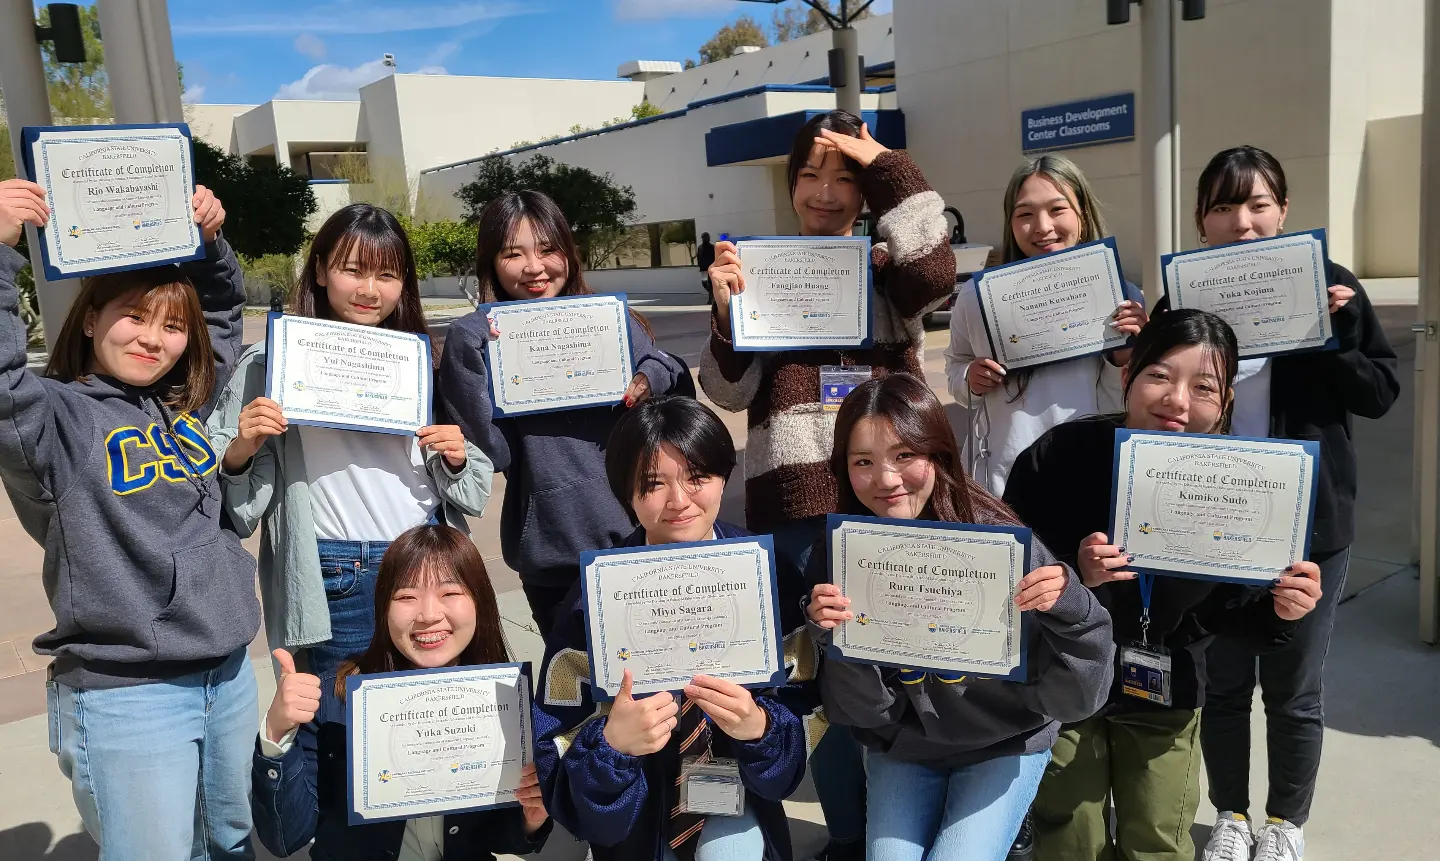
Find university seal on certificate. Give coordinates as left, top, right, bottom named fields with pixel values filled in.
left=731, top=236, right=871, bottom=350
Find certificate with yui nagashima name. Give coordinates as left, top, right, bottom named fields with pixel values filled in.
left=731, top=236, right=871, bottom=350
left=974, top=237, right=1130, bottom=369
left=346, top=663, right=533, bottom=825
left=1110, top=430, right=1319, bottom=584
left=265, top=314, right=433, bottom=435
left=827, top=514, right=1029, bottom=680
left=1162, top=230, right=1335, bottom=359
left=23, top=124, right=203, bottom=281
left=483, top=294, right=634, bottom=416
left=579, top=536, right=785, bottom=700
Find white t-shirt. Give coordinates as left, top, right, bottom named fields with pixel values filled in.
left=300, top=426, right=438, bottom=542
left=1230, top=358, right=1273, bottom=438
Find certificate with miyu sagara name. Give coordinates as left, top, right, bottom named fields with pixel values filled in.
left=346, top=663, right=533, bottom=825
left=265, top=313, right=433, bottom=435
left=1110, top=430, right=1318, bottom=584
left=23, top=124, right=203, bottom=281
left=731, top=236, right=872, bottom=350
left=579, top=536, right=785, bottom=700
left=1161, top=229, right=1335, bottom=359
left=483, top=294, right=635, bottom=416
left=826, top=514, right=1029, bottom=680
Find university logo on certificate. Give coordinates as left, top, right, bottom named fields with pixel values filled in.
left=1110, top=429, right=1319, bottom=584
left=346, top=663, right=534, bottom=824
left=731, top=236, right=872, bottom=351
left=1161, top=229, right=1336, bottom=359
left=483, top=294, right=635, bottom=416
left=22, top=124, right=204, bottom=281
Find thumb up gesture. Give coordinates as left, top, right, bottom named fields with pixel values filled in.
left=265, top=649, right=322, bottom=744
left=601, top=669, right=679, bottom=757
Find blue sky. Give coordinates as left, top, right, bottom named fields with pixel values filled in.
left=161, top=0, right=892, bottom=104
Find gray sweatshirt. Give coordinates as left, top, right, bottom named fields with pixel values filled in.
left=0, top=240, right=258, bottom=690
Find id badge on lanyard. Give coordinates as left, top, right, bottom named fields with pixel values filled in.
left=677, top=756, right=745, bottom=816
left=1119, top=574, right=1173, bottom=706
left=820, top=364, right=871, bottom=412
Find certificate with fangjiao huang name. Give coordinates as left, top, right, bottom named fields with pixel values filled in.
left=731, top=236, right=872, bottom=350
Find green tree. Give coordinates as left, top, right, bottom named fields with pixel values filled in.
left=408, top=219, right=479, bottom=279
left=661, top=220, right=697, bottom=264
left=631, top=99, right=663, bottom=120
left=697, top=15, right=769, bottom=65
left=192, top=140, right=317, bottom=258
left=0, top=123, right=15, bottom=181
left=38, top=4, right=110, bottom=121
left=772, top=1, right=871, bottom=42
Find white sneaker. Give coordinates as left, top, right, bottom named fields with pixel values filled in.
left=1253, top=819, right=1305, bottom=861
left=1203, top=812, right=1256, bottom=861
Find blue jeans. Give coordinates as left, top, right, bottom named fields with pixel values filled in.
left=663, top=806, right=765, bottom=861
left=866, top=748, right=1050, bottom=861
left=305, top=538, right=387, bottom=679
left=50, top=647, right=258, bottom=861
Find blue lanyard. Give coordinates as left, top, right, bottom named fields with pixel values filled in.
left=1138, top=573, right=1154, bottom=646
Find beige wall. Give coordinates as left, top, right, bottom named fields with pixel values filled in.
left=185, top=103, right=255, bottom=151
left=1362, top=114, right=1423, bottom=277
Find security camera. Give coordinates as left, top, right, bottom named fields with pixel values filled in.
left=382, top=53, right=396, bottom=68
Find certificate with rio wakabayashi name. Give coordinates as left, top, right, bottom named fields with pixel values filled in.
left=579, top=536, right=785, bottom=700
left=265, top=314, right=432, bottom=435
left=483, top=294, right=634, bottom=416
left=731, top=236, right=871, bottom=350
left=346, top=663, right=533, bottom=825
left=826, top=514, right=1029, bottom=680
left=1110, top=430, right=1318, bottom=584
left=22, top=124, right=203, bottom=281
left=1162, top=230, right=1335, bottom=359
left=974, top=237, right=1130, bottom=369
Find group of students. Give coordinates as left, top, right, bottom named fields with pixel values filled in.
left=0, top=105, right=1395, bottom=861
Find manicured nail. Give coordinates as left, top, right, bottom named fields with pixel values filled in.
left=1118, top=547, right=1126, bottom=553
left=1271, top=578, right=1284, bottom=587
left=1127, top=555, right=1136, bottom=562
left=623, top=396, right=634, bottom=407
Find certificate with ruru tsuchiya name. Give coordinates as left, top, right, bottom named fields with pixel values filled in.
left=265, top=313, right=432, bottom=435
left=1161, top=229, right=1335, bottom=359
left=579, top=536, right=785, bottom=700
left=826, top=514, right=1029, bottom=680
left=974, top=237, right=1130, bottom=370
left=482, top=294, right=635, bottom=416
left=1110, top=430, right=1318, bottom=584
left=731, top=236, right=872, bottom=350
left=347, top=663, right=533, bottom=825
left=22, top=124, right=203, bottom=281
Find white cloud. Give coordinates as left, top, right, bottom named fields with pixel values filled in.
left=275, top=58, right=451, bottom=100
left=613, top=0, right=742, bottom=21
left=181, top=84, right=206, bottom=104
left=294, top=33, right=327, bottom=60
left=423, top=40, right=462, bottom=68
left=174, top=1, right=530, bottom=35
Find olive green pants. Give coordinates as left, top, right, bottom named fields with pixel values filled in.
left=1032, top=708, right=1203, bottom=861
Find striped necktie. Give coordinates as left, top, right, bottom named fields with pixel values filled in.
left=667, top=694, right=712, bottom=860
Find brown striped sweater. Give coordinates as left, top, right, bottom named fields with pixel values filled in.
left=699, top=150, right=956, bottom=532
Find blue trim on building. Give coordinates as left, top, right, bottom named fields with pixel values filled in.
left=704, top=108, right=905, bottom=167
left=307, top=178, right=350, bottom=185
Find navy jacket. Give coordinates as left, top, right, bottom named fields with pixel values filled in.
left=251, top=672, right=551, bottom=860
left=532, top=520, right=819, bottom=861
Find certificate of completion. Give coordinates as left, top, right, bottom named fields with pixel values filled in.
left=347, top=663, right=533, bottom=825
left=265, top=314, right=433, bottom=435
left=1110, top=430, right=1319, bottom=584
left=484, top=294, right=634, bottom=416
left=23, top=124, right=203, bottom=281
left=827, top=514, right=1029, bottom=680
left=1161, top=230, right=1335, bottom=358
left=579, top=536, right=785, bottom=699
left=974, top=237, right=1129, bottom=369
left=731, top=236, right=871, bottom=350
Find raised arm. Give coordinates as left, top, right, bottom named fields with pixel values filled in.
left=179, top=186, right=246, bottom=420
left=436, top=309, right=512, bottom=472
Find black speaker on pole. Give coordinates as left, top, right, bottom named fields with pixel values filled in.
left=1106, top=0, right=1132, bottom=26
left=39, top=3, right=87, bottom=64
left=828, top=47, right=847, bottom=89
left=1181, top=0, right=1207, bottom=20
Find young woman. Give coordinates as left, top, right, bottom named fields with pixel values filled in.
left=1179, top=146, right=1400, bottom=861
left=804, top=373, right=1116, bottom=861
left=0, top=179, right=257, bottom=859
left=1001, top=309, right=1325, bottom=861
left=208, top=203, right=494, bottom=681
left=701, top=108, right=956, bottom=860
left=252, top=523, right=552, bottom=859
left=944, top=154, right=1147, bottom=495
left=533, top=396, right=815, bottom=861
left=437, top=190, right=685, bottom=636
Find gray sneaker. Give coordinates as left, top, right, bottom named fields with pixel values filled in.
left=1203, top=812, right=1256, bottom=861
left=1253, top=819, right=1305, bottom=861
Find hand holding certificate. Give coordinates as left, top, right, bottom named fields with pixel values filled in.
left=483, top=294, right=635, bottom=416
left=1161, top=229, right=1335, bottom=358
left=730, top=236, right=872, bottom=350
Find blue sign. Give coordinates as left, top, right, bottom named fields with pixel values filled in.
left=1021, top=93, right=1135, bottom=154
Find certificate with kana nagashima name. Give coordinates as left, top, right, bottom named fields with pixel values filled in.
left=346, top=663, right=533, bottom=825
left=826, top=514, right=1029, bottom=680
left=974, top=237, right=1130, bottom=369
left=579, top=536, right=785, bottom=699
left=483, top=294, right=634, bottom=416
left=731, top=236, right=871, bottom=350
left=23, top=124, right=203, bottom=281
left=1110, top=430, right=1318, bottom=584
left=265, top=313, right=432, bottom=435
left=1161, top=229, right=1335, bottom=359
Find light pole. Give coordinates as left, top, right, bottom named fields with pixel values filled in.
left=1415, top=0, right=1439, bottom=643
left=735, top=0, right=875, bottom=116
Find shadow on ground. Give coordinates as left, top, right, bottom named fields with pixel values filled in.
left=0, top=823, right=97, bottom=861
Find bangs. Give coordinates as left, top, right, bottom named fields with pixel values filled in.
left=504, top=214, right=561, bottom=252
left=126, top=281, right=195, bottom=327
left=393, top=556, right=472, bottom=593
left=329, top=223, right=409, bottom=277
left=1199, top=163, right=1279, bottom=214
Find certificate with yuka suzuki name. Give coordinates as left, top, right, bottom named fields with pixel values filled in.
left=23, top=124, right=203, bottom=281
left=347, top=663, right=533, bottom=825
left=1161, top=229, right=1335, bottom=359
left=826, top=514, right=1029, bottom=680
left=483, top=294, right=634, bottom=416
left=731, top=236, right=872, bottom=350
left=579, top=536, right=785, bottom=700
left=1110, top=430, right=1318, bottom=584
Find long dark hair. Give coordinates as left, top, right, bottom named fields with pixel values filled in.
left=1194, top=145, right=1288, bottom=242
left=605, top=397, right=736, bottom=520
left=295, top=204, right=431, bottom=340
left=1123, top=309, right=1240, bottom=434
left=786, top=109, right=864, bottom=196
left=831, top=373, right=1019, bottom=526
left=336, top=524, right=508, bottom=697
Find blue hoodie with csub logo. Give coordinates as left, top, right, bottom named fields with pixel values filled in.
left=0, top=239, right=259, bottom=690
